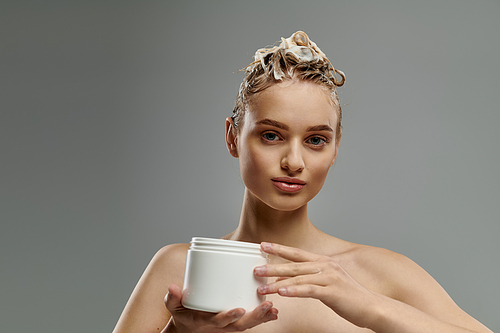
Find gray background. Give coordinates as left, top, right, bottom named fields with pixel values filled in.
left=1, top=0, right=499, bottom=332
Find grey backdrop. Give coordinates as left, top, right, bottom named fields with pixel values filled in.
left=1, top=1, right=499, bottom=332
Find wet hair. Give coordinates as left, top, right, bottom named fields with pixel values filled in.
left=231, top=31, right=345, bottom=142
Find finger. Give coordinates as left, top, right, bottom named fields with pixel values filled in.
left=258, top=274, right=329, bottom=295
left=275, top=276, right=291, bottom=282
left=254, top=261, right=321, bottom=277
left=277, top=284, right=323, bottom=299
left=225, top=301, right=278, bottom=331
left=164, top=284, right=183, bottom=312
left=261, top=242, right=323, bottom=262
left=210, top=308, right=246, bottom=328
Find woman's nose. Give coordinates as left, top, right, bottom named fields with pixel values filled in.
left=281, top=141, right=305, bottom=172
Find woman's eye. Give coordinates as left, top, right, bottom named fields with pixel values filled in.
left=262, top=132, right=279, bottom=141
left=307, top=136, right=326, bottom=146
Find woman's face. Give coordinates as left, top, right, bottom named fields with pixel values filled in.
left=227, top=80, right=339, bottom=212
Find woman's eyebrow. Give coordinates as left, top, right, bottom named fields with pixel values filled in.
left=256, top=119, right=333, bottom=133
left=306, top=125, right=334, bottom=132
left=256, top=118, right=289, bottom=130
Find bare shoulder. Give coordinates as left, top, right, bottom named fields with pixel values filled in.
left=151, top=243, right=190, bottom=279
left=339, top=243, right=446, bottom=301
left=318, top=235, right=424, bottom=297
left=113, top=243, right=190, bottom=333
left=136, top=243, right=191, bottom=291
left=345, top=244, right=425, bottom=281
left=319, top=236, right=433, bottom=291
left=337, top=243, right=491, bottom=331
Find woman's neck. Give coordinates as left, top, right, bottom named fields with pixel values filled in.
left=225, top=190, right=322, bottom=249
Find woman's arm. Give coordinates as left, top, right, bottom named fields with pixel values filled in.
left=255, top=242, right=492, bottom=333
left=113, top=243, right=278, bottom=333
left=161, top=283, right=278, bottom=333
left=113, top=244, right=187, bottom=333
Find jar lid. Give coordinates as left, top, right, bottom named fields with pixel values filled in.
left=189, top=237, right=266, bottom=257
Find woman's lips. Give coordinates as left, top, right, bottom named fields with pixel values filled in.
left=271, top=177, right=306, bottom=193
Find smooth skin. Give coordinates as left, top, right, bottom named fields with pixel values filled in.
left=113, top=80, right=492, bottom=333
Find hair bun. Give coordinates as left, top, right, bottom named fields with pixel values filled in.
left=232, top=30, right=345, bottom=133
left=278, top=30, right=327, bottom=64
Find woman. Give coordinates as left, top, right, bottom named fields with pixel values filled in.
left=113, top=31, right=492, bottom=333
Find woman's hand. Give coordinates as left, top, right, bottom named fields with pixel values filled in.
left=162, top=283, right=278, bottom=333
left=254, top=242, right=380, bottom=329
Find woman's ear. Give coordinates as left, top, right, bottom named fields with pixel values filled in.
left=225, top=117, right=239, bottom=158
left=330, top=136, right=341, bottom=167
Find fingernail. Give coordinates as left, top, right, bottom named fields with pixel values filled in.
left=254, top=266, right=266, bottom=275
left=261, top=242, right=272, bottom=252
left=229, top=309, right=244, bottom=318
left=278, top=287, right=288, bottom=295
left=257, top=285, right=268, bottom=294
left=229, top=310, right=244, bottom=323
left=267, top=312, right=278, bottom=320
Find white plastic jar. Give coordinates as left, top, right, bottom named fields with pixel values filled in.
left=181, top=237, right=269, bottom=312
